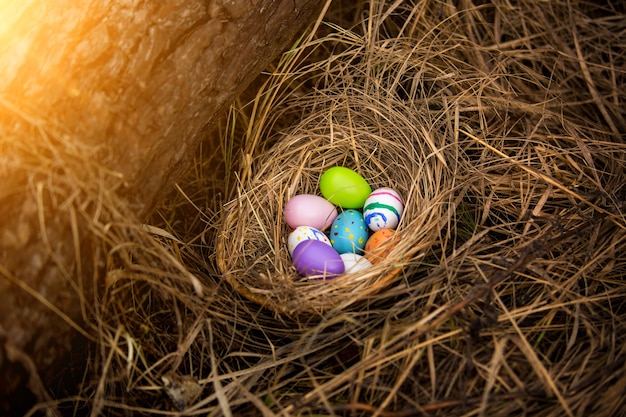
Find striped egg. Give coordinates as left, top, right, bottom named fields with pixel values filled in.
left=363, top=188, right=404, bottom=232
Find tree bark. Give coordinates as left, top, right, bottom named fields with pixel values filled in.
left=0, top=0, right=324, bottom=413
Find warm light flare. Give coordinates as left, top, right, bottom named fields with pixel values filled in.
left=0, top=0, right=91, bottom=124
left=0, top=0, right=31, bottom=39
left=0, top=0, right=37, bottom=92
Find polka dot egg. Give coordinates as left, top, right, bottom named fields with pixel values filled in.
left=365, top=228, right=397, bottom=264
left=330, top=209, right=369, bottom=254
left=287, top=226, right=332, bottom=255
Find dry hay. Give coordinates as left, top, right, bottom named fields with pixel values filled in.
left=22, top=0, right=626, bottom=416
left=215, top=80, right=455, bottom=316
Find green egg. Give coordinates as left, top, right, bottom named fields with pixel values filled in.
left=319, top=166, right=372, bottom=208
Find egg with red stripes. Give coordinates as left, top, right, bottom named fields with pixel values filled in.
left=363, top=188, right=404, bottom=231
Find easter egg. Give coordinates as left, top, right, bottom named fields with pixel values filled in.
left=340, top=253, right=373, bottom=274
left=364, top=229, right=397, bottom=264
left=292, top=240, right=345, bottom=278
left=319, top=166, right=372, bottom=209
left=329, top=209, right=369, bottom=254
left=363, top=187, right=404, bottom=231
left=284, top=194, right=338, bottom=231
left=287, top=226, right=332, bottom=255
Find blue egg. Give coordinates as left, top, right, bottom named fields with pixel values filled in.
left=330, top=209, right=369, bottom=254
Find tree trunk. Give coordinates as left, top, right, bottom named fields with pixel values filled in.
left=0, top=0, right=324, bottom=413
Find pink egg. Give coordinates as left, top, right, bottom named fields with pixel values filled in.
left=284, top=194, right=338, bottom=231
left=292, top=240, right=345, bottom=278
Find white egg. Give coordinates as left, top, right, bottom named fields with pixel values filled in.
left=340, top=253, right=373, bottom=274
left=287, top=226, right=332, bottom=255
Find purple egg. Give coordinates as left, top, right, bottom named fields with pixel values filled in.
left=292, top=239, right=345, bottom=278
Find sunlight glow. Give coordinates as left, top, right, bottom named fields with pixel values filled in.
left=0, top=0, right=37, bottom=92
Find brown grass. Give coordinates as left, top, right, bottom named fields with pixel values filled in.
left=26, top=0, right=626, bottom=415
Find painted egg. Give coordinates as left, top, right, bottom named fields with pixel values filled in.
left=365, top=229, right=397, bottom=264
left=363, top=187, right=404, bottom=232
left=319, top=166, right=372, bottom=209
left=292, top=239, right=345, bottom=278
left=287, top=226, right=332, bottom=255
left=329, top=209, right=369, bottom=254
left=340, top=253, right=373, bottom=274
left=284, top=194, right=338, bottom=231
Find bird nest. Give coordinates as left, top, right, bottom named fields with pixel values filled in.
left=216, top=91, right=454, bottom=316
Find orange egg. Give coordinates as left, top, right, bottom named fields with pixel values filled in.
left=364, top=229, right=397, bottom=264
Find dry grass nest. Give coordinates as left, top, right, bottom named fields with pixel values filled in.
left=14, top=0, right=626, bottom=416
left=215, top=1, right=626, bottom=324
left=215, top=90, right=455, bottom=316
